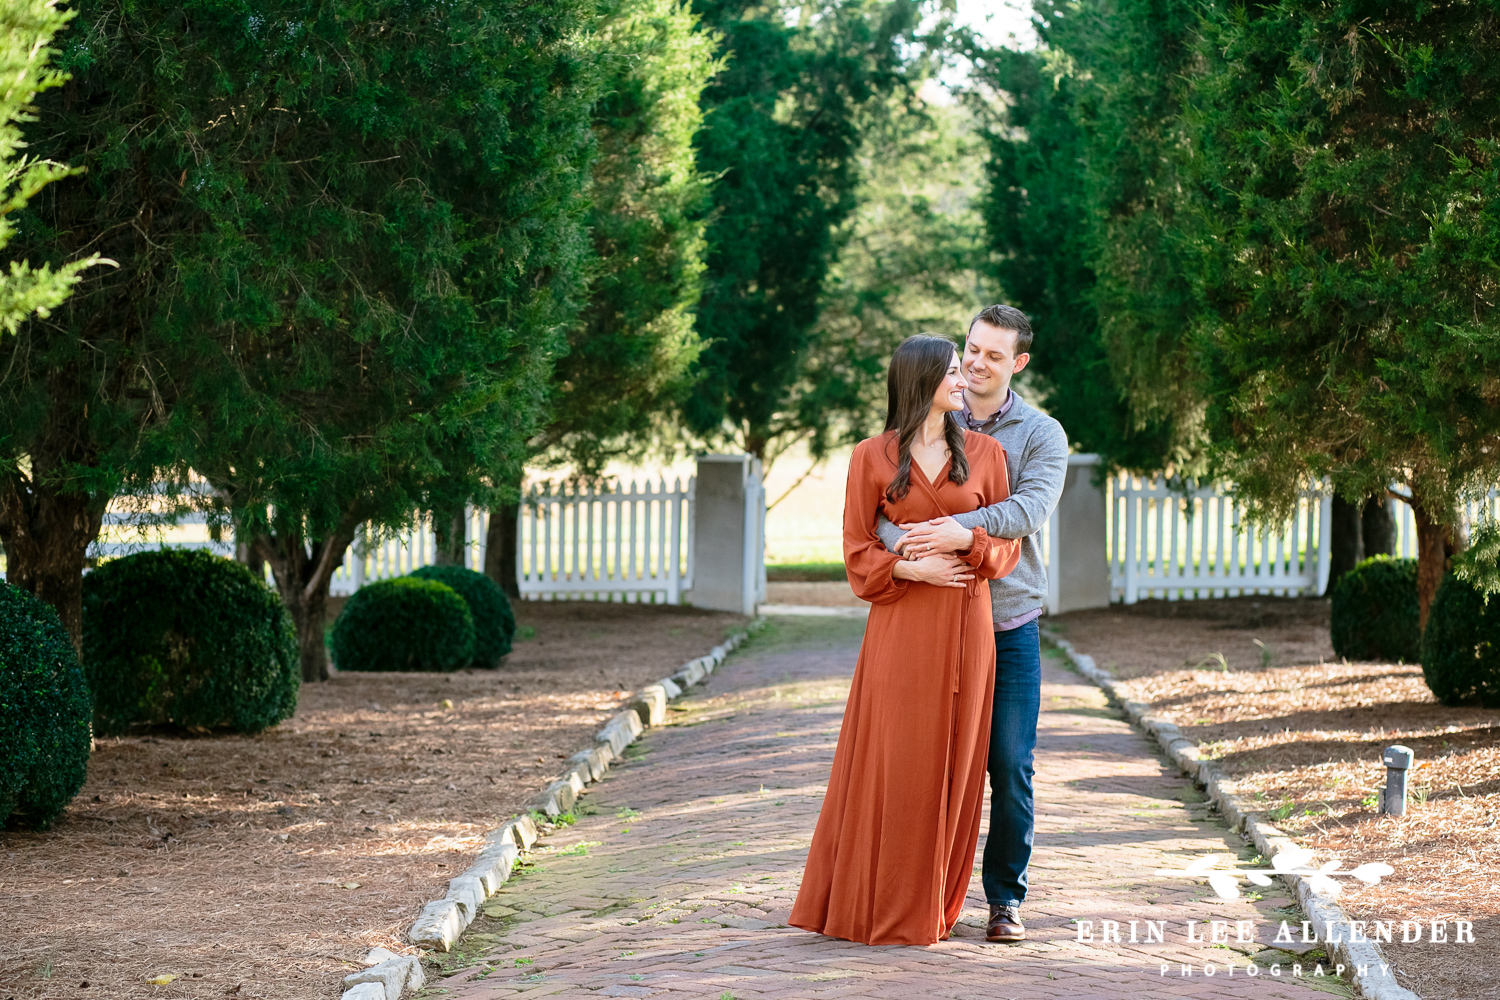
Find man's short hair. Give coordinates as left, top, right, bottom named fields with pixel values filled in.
left=968, top=304, right=1033, bottom=354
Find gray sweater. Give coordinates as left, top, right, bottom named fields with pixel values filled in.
left=875, top=390, right=1069, bottom=625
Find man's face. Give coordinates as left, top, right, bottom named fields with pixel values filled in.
left=962, top=320, right=1031, bottom=403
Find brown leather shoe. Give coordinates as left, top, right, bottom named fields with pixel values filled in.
left=986, top=903, right=1025, bottom=942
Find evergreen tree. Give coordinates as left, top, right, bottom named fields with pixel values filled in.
left=683, top=0, right=934, bottom=464
left=485, top=0, right=721, bottom=595
left=1179, top=0, right=1500, bottom=624
left=968, top=1, right=1193, bottom=471
left=0, top=0, right=99, bottom=338
left=783, top=96, right=990, bottom=480
left=0, top=0, right=106, bottom=646
left=972, top=0, right=1500, bottom=622
left=540, top=0, right=719, bottom=474
left=3, top=0, right=598, bottom=671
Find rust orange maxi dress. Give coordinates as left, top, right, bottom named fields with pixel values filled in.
left=789, top=428, right=1021, bottom=946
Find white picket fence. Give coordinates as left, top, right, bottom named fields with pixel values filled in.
left=331, top=507, right=492, bottom=595
left=1389, top=489, right=1500, bottom=559
left=330, top=478, right=698, bottom=603
left=1104, top=474, right=1332, bottom=603
left=93, top=511, right=235, bottom=559
left=515, top=478, right=694, bottom=604
left=68, top=469, right=1500, bottom=611
left=86, top=478, right=696, bottom=605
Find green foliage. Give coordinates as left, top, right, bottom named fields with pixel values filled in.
left=966, top=1, right=1197, bottom=472
left=1453, top=518, right=1500, bottom=604
left=1179, top=1, right=1500, bottom=520
left=0, top=0, right=102, bottom=336
left=974, top=0, right=1500, bottom=621
left=1329, top=556, right=1419, bottom=665
left=1421, top=571, right=1500, bottom=708
left=791, top=98, right=990, bottom=465
left=331, top=578, right=476, bottom=673
left=537, top=0, right=719, bottom=476
left=0, top=0, right=110, bottom=648
left=82, top=549, right=299, bottom=735
left=0, top=583, right=91, bottom=828
left=683, top=0, right=938, bottom=461
left=3, top=0, right=600, bottom=677
left=969, top=24, right=1181, bottom=471
left=410, top=564, right=515, bottom=667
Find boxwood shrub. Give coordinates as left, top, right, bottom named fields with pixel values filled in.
left=0, top=585, right=92, bottom=828
left=330, top=577, right=475, bottom=672
left=1330, top=555, right=1420, bottom=663
left=82, top=549, right=299, bottom=735
left=1420, top=572, right=1500, bottom=707
left=409, top=564, right=515, bottom=666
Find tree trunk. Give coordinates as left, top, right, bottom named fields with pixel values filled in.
left=0, top=471, right=107, bottom=654
left=1361, top=495, right=1397, bottom=558
left=1328, top=495, right=1364, bottom=591
left=1410, top=495, right=1459, bottom=632
left=744, top=429, right=768, bottom=465
left=484, top=499, right=519, bottom=598
left=433, top=507, right=466, bottom=566
left=256, top=526, right=357, bottom=682
left=236, top=541, right=267, bottom=582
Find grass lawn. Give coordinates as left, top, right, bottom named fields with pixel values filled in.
left=764, top=561, right=846, bottom=582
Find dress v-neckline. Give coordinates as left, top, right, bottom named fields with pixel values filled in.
left=911, top=455, right=952, bottom=490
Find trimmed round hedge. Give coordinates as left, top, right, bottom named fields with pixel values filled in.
left=409, top=564, right=515, bottom=666
left=330, top=577, right=475, bottom=672
left=1330, top=555, right=1420, bottom=663
left=82, top=549, right=299, bottom=735
left=0, top=584, right=92, bottom=829
left=1420, top=572, right=1500, bottom=707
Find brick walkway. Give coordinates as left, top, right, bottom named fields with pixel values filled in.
left=440, top=617, right=1348, bottom=999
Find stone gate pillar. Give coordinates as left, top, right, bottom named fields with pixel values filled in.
left=689, top=454, right=764, bottom=615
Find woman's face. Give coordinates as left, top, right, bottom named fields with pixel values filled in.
left=930, top=350, right=967, bottom=414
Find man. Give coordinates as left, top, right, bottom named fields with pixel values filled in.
left=876, top=304, right=1068, bottom=943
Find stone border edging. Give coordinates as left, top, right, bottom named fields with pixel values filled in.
left=335, top=616, right=769, bottom=1000
left=1043, top=631, right=1420, bottom=1000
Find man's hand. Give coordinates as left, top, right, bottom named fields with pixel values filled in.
left=891, top=552, right=973, bottom=588
left=897, top=515, right=975, bottom=557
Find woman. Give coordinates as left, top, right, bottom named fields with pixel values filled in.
left=788, top=335, right=1021, bottom=946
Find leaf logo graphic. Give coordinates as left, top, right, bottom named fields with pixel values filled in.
left=1155, top=852, right=1395, bottom=900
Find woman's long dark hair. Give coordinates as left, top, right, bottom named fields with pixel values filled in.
left=883, top=334, right=969, bottom=503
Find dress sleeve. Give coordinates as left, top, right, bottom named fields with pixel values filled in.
left=962, top=526, right=1021, bottom=580
left=843, top=441, right=909, bottom=605
left=958, top=441, right=1021, bottom=581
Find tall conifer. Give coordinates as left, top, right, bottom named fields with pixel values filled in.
left=3, top=0, right=597, bottom=674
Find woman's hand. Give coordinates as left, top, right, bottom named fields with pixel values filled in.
left=897, top=515, right=975, bottom=557
left=892, top=552, right=974, bottom=588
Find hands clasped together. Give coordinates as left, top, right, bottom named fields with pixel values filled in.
left=890, top=515, right=978, bottom=589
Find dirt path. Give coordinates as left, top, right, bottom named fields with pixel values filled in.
left=436, top=615, right=1349, bottom=999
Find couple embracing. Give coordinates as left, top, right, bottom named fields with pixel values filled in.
left=788, top=305, right=1069, bottom=947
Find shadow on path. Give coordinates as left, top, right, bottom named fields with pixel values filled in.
left=439, top=617, right=1348, bottom=999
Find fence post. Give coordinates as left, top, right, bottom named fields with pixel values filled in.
left=744, top=460, right=766, bottom=607
left=667, top=477, right=683, bottom=604
left=1051, top=454, right=1111, bottom=613
left=352, top=526, right=366, bottom=591
left=1044, top=507, right=1060, bottom=616
left=690, top=454, right=763, bottom=615
left=1316, top=482, right=1334, bottom=595
left=1123, top=476, right=1139, bottom=605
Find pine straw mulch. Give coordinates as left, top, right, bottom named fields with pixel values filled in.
left=1050, top=597, right=1500, bottom=1000
left=0, top=600, right=747, bottom=1000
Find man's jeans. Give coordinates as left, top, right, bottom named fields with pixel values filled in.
left=982, top=619, right=1041, bottom=907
